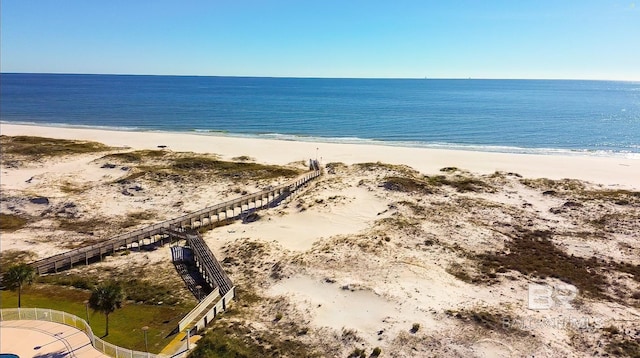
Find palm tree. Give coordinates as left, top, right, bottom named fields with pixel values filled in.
left=4, top=263, right=36, bottom=307
left=89, top=282, right=124, bottom=337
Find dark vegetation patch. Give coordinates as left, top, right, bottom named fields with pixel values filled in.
left=54, top=212, right=165, bottom=246
left=231, top=155, right=254, bottom=162
left=615, top=262, right=640, bottom=283
left=354, top=162, right=418, bottom=176
left=0, top=213, right=28, bottom=231
left=424, top=174, right=494, bottom=193
left=227, top=240, right=268, bottom=263
left=0, top=250, right=36, bottom=272
left=0, top=135, right=111, bottom=159
left=520, top=178, right=586, bottom=193
left=59, top=181, right=88, bottom=194
left=581, top=189, right=640, bottom=205
left=446, top=262, right=475, bottom=283
left=100, top=150, right=169, bottom=163
left=171, top=156, right=300, bottom=179
left=115, top=170, right=149, bottom=183
left=376, top=216, right=422, bottom=234
left=445, top=308, right=527, bottom=336
left=58, top=217, right=111, bottom=233
left=120, top=210, right=157, bottom=228
left=108, top=152, right=301, bottom=183
left=325, top=162, right=346, bottom=174
left=383, top=176, right=434, bottom=194
left=397, top=200, right=426, bottom=215
left=591, top=213, right=640, bottom=232
left=602, top=325, right=640, bottom=357
left=383, top=173, right=493, bottom=194
left=478, top=230, right=608, bottom=299
left=522, top=178, right=640, bottom=205
left=606, top=339, right=640, bottom=358
left=440, top=167, right=459, bottom=173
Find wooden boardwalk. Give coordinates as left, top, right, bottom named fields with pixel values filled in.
left=29, top=169, right=321, bottom=275
left=186, top=233, right=233, bottom=295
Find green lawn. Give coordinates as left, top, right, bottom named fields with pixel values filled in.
left=1, top=284, right=193, bottom=353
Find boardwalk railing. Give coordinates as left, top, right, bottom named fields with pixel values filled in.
left=29, top=170, right=321, bottom=275
left=0, top=307, right=166, bottom=358
left=186, top=234, right=233, bottom=295
left=174, top=232, right=235, bottom=333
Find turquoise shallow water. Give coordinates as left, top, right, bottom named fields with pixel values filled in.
left=1, top=73, right=639, bottom=157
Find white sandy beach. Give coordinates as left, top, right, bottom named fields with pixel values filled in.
left=1, top=123, right=638, bottom=189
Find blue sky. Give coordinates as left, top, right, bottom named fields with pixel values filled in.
left=1, top=1, right=638, bottom=80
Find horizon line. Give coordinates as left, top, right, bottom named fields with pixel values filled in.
left=1, top=71, right=638, bottom=82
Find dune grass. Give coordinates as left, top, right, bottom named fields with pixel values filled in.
left=0, top=284, right=192, bottom=353
left=383, top=173, right=493, bottom=194
left=521, top=177, right=640, bottom=204
left=101, top=150, right=169, bottom=163
left=110, top=152, right=302, bottom=183
left=1, top=135, right=112, bottom=158
left=171, top=156, right=300, bottom=179
left=0, top=213, right=28, bottom=232
left=478, top=230, right=608, bottom=298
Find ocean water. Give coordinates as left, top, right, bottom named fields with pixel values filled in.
left=1, top=73, right=639, bottom=157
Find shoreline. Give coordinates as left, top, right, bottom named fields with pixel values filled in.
left=3, top=120, right=638, bottom=160
left=2, top=123, right=639, bottom=189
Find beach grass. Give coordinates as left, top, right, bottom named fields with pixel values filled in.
left=478, top=230, right=608, bottom=298
left=522, top=178, right=640, bottom=204
left=383, top=176, right=434, bottom=194
left=170, top=156, right=300, bottom=179
left=445, top=308, right=526, bottom=336
left=57, top=217, right=111, bottom=233
left=59, top=181, right=89, bottom=194
left=109, top=152, right=302, bottom=183
left=0, top=135, right=112, bottom=158
left=0, top=213, right=29, bottom=232
left=0, top=284, right=192, bottom=353
left=101, top=150, right=170, bottom=163
left=354, top=162, right=418, bottom=176
left=382, top=173, right=493, bottom=194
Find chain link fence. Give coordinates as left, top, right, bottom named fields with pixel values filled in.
left=0, top=308, right=168, bottom=358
